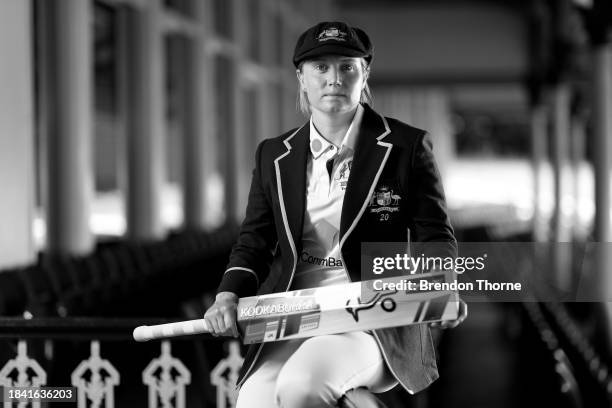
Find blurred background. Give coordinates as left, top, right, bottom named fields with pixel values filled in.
left=0, top=0, right=611, bottom=407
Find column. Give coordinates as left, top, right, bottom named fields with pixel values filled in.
left=589, top=0, right=612, bottom=355
left=183, top=0, right=216, bottom=230
left=285, top=22, right=303, bottom=128
left=258, top=0, right=276, bottom=143
left=422, top=90, right=454, bottom=177
left=125, top=0, right=166, bottom=240
left=593, top=40, right=612, bottom=301
left=271, top=1, right=285, bottom=135
left=570, top=109, right=587, bottom=240
left=530, top=102, right=549, bottom=242
left=593, top=43, right=612, bottom=243
left=230, top=0, right=249, bottom=222
left=46, top=0, right=94, bottom=255
left=280, top=17, right=294, bottom=131
left=550, top=83, right=572, bottom=292
left=0, top=0, right=36, bottom=267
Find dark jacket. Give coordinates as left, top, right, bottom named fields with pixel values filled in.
left=217, top=103, right=457, bottom=394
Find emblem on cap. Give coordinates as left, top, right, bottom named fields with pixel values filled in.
left=317, top=27, right=347, bottom=42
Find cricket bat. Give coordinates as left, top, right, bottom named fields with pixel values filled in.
left=133, top=271, right=459, bottom=344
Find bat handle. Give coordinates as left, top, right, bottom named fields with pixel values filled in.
left=133, top=319, right=211, bottom=342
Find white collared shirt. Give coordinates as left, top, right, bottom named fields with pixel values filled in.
left=291, top=104, right=364, bottom=290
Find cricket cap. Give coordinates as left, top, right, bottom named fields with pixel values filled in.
left=293, top=21, right=373, bottom=68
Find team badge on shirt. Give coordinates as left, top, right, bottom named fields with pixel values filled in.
left=368, top=184, right=401, bottom=221
left=334, top=160, right=352, bottom=190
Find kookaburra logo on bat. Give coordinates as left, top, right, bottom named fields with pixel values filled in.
left=345, top=290, right=398, bottom=322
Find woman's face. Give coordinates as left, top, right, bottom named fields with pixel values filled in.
left=297, top=55, right=368, bottom=116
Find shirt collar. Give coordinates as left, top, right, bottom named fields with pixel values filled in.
left=309, top=104, right=364, bottom=160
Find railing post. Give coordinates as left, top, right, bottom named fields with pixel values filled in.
left=71, top=341, right=119, bottom=408
left=143, top=341, right=191, bottom=408
left=0, top=341, right=47, bottom=408
left=211, top=341, right=243, bottom=408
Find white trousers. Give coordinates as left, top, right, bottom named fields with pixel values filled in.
left=235, top=332, right=397, bottom=408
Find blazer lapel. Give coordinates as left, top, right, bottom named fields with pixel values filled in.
left=340, top=105, right=392, bottom=245
left=274, top=124, right=309, bottom=259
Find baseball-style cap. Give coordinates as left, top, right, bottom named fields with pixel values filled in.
left=293, top=21, right=373, bottom=68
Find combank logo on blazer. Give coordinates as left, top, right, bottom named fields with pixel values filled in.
left=368, top=185, right=401, bottom=221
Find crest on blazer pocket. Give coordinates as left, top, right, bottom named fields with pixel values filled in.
left=368, top=183, right=401, bottom=221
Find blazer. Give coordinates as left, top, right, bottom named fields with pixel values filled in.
left=217, top=103, right=457, bottom=394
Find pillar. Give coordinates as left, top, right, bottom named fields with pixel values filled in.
left=125, top=0, right=166, bottom=240
left=183, top=0, right=217, bottom=230
left=46, top=0, right=94, bottom=255
left=531, top=102, right=549, bottom=242
left=588, top=0, right=612, bottom=355
left=550, top=83, right=573, bottom=292
left=570, top=110, right=587, bottom=240
left=258, top=0, right=277, bottom=142
left=230, top=0, right=249, bottom=222
left=0, top=0, right=36, bottom=267
left=593, top=41, right=612, bottom=304
left=593, top=44, right=612, bottom=243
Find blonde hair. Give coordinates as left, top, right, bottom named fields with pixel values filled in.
left=296, top=59, right=372, bottom=116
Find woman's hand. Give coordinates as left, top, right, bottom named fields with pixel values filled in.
left=204, top=291, right=240, bottom=338
left=429, top=299, right=468, bottom=329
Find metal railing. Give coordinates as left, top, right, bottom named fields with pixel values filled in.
left=0, top=317, right=242, bottom=408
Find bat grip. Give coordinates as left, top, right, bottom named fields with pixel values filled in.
left=133, top=319, right=211, bottom=342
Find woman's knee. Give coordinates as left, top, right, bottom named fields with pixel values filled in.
left=236, top=373, right=276, bottom=408
left=274, top=372, right=335, bottom=408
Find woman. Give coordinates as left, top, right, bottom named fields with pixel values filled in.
left=204, top=21, right=466, bottom=408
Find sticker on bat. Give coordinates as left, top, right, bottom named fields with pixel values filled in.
left=344, top=290, right=398, bottom=322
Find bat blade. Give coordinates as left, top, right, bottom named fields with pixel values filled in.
left=238, top=271, right=459, bottom=344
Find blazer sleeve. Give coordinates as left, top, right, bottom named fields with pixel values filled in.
left=407, top=132, right=457, bottom=259
left=217, top=140, right=278, bottom=297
